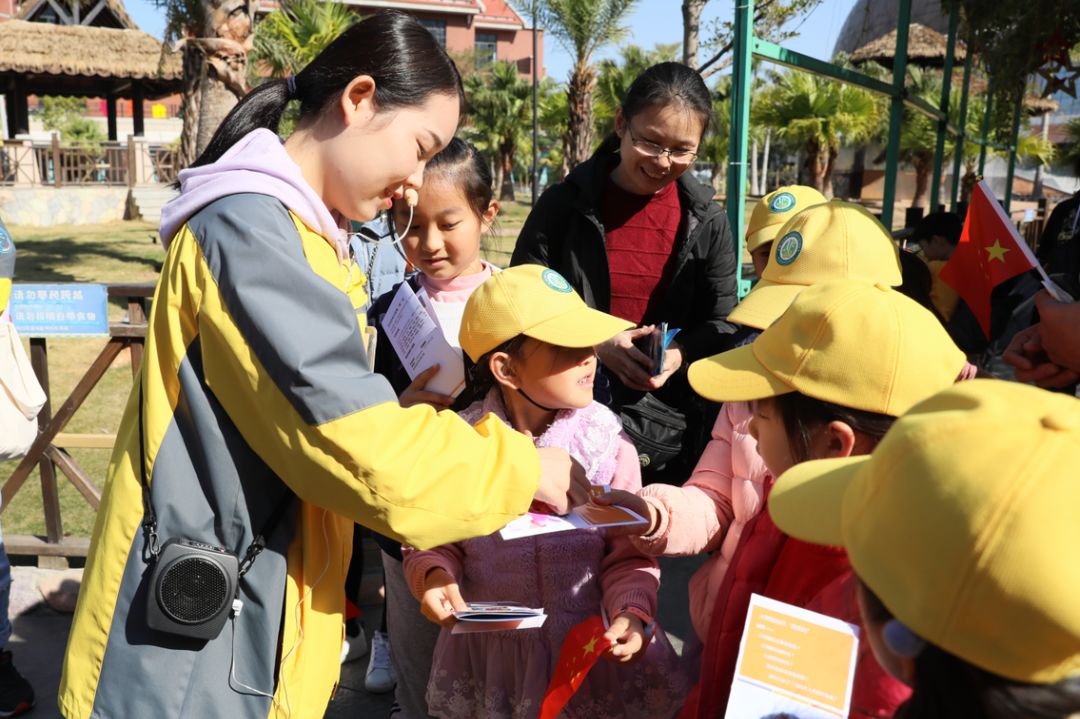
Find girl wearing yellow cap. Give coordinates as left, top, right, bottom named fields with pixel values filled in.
left=768, top=379, right=1080, bottom=718
left=403, top=265, right=688, bottom=719
left=676, top=280, right=970, bottom=719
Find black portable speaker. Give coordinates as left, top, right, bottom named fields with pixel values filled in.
left=146, top=538, right=239, bottom=640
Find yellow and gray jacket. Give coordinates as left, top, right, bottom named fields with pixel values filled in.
left=59, top=193, right=539, bottom=719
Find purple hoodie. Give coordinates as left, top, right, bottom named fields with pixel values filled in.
left=159, top=129, right=350, bottom=259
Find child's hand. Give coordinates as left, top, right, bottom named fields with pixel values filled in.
left=400, top=364, right=455, bottom=409
left=603, top=612, right=648, bottom=663
left=419, top=568, right=467, bottom=628
left=591, top=489, right=658, bottom=536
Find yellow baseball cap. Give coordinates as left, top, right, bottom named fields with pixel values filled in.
left=745, top=186, right=827, bottom=253
left=460, top=265, right=633, bottom=362
left=688, top=280, right=965, bottom=415
left=730, top=201, right=903, bottom=330
left=768, top=380, right=1080, bottom=684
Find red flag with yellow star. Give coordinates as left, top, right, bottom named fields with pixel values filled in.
left=538, top=615, right=612, bottom=719
left=939, top=181, right=1038, bottom=337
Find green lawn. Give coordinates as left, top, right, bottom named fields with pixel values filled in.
left=1, top=205, right=534, bottom=541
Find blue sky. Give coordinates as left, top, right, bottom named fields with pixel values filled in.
left=122, top=0, right=859, bottom=81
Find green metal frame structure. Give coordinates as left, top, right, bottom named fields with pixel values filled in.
left=725, top=0, right=1024, bottom=296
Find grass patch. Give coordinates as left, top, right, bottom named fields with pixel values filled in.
left=1, top=220, right=163, bottom=539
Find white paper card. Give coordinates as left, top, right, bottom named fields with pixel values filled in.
left=451, top=613, right=547, bottom=634
left=497, top=503, right=648, bottom=541
left=382, top=282, right=465, bottom=397
left=725, top=594, right=860, bottom=719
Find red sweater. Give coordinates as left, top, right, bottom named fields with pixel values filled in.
left=601, top=178, right=682, bottom=325
left=680, top=492, right=911, bottom=719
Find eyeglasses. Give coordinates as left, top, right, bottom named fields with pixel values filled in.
left=626, top=124, right=698, bottom=164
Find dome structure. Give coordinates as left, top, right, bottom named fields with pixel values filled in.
left=833, top=0, right=949, bottom=58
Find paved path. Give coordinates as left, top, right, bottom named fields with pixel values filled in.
left=12, top=545, right=703, bottom=718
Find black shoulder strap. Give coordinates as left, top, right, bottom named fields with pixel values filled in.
left=136, top=383, right=293, bottom=578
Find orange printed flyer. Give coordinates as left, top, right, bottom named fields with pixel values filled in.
left=725, top=594, right=860, bottom=719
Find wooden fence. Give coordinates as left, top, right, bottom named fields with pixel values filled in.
left=0, top=135, right=179, bottom=187
left=1, top=283, right=151, bottom=566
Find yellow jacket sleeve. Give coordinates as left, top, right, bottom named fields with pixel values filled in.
left=167, top=195, right=539, bottom=550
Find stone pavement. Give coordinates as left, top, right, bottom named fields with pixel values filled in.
left=11, top=545, right=703, bottom=719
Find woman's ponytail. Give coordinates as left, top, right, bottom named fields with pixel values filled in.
left=190, top=79, right=292, bottom=169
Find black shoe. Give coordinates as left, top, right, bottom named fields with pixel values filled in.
left=0, top=651, right=34, bottom=717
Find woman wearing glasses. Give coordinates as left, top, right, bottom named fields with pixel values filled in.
left=513, top=62, right=738, bottom=484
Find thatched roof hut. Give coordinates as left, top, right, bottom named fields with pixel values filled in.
left=15, top=0, right=137, bottom=30
left=850, top=23, right=967, bottom=68
left=0, top=20, right=180, bottom=97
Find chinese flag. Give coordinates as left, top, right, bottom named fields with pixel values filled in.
left=538, top=615, right=612, bottom=719
left=939, top=181, right=1038, bottom=337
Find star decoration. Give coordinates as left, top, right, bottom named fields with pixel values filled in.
left=582, top=637, right=599, bottom=656
left=984, top=240, right=1010, bottom=263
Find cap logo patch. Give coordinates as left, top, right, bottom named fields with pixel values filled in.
left=769, top=192, right=796, bottom=213
left=0, top=227, right=11, bottom=254
left=775, top=231, right=802, bottom=266
left=542, top=269, right=573, bottom=293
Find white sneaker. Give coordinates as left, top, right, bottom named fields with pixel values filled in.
left=364, top=631, right=397, bottom=693
left=340, top=626, right=368, bottom=664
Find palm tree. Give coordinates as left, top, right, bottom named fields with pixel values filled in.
left=593, top=43, right=680, bottom=139
left=697, top=76, right=731, bottom=193
left=250, top=0, right=358, bottom=76
left=538, top=0, right=637, bottom=169
left=755, top=70, right=881, bottom=196
left=895, top=66, right=941, bottom=209
left=463, top=61, right=534, bottom=201
left=248, top=0, right=358, bottom=135
left=155, top=0, right=257, bottom=167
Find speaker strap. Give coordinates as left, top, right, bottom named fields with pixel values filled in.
left=136, top=383, right=295, bottom=583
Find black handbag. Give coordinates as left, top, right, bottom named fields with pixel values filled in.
left=618, top=392, right=687, bottom=471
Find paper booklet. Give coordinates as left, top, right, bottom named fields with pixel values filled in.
left=451, top=603, right=547, bottom=634
left=498, top=502, right=648, bottom=541
left=382, top=282, right=465, bottom=398
left=726, top=594, right=860, bottom=719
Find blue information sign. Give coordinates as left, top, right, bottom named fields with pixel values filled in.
left=9, top=283, right=110, bottom=337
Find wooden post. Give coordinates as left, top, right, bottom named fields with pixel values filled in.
left=3, top=88, right=16, bottom=140
left=106, top=93, right=118, bottom=142
left=29, top=338, right=66, bottom=568
left=51, top=131, right=62, bottom=187
left=132, top=82, right=145, bottom=137
left=11, top=75, right=29, bottom=137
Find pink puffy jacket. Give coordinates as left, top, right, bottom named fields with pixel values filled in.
left=630, top=400, right=770, bottom=640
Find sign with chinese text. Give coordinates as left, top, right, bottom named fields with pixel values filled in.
left=9, top=284, right=109, bottom=337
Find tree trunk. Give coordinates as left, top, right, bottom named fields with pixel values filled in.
left=912, top=160, right=931, bottom=209
left=493, top=158, right=506, bottom=203
left=803, top=142, right=827, bottom=193
left=178, top=0, right=254, bottom=164
left=196, top=79, right=240, bottom=156
left=822, top=147, right=838, bottom=199
left=750, top=136, right=759, bottom=195
left=499, top=145, right=515, bottom=202
left=681, top=0, right=708, bottom=69
left=566, top=63, right=597, bottom=169
left=761, top=130, right=771, bottom=195
left=178, top=45, right=205, bottom=169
